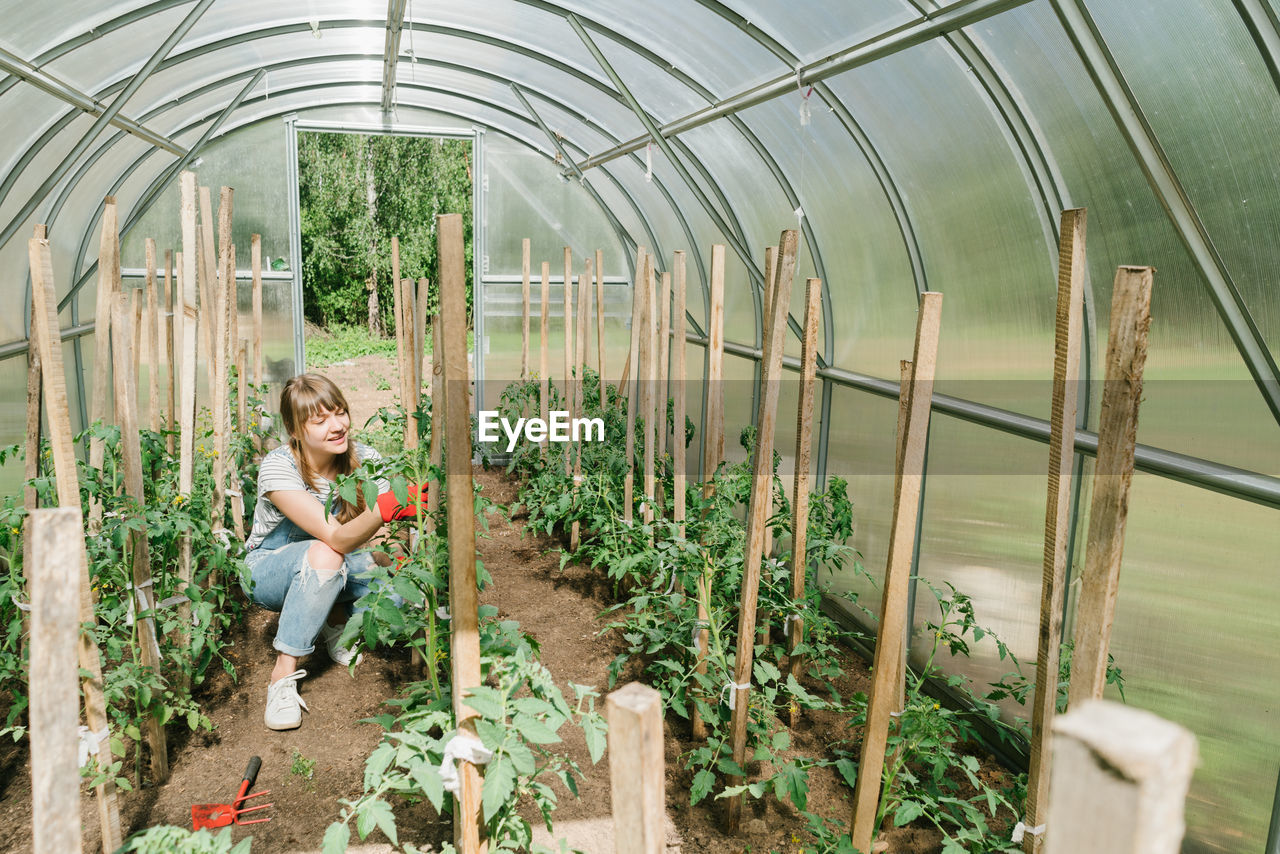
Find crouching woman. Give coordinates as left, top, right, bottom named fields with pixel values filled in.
left=242, top=373, right=421, bottom=731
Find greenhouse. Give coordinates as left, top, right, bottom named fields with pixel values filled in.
left=1, top=1, right=1278, bottom=852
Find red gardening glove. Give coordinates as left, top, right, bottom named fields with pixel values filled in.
left=376, top=483, right=429, bottom=522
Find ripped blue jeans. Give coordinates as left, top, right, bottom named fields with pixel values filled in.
left=242, top=517, right=381, bottom=657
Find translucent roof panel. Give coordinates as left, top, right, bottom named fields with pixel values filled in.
left=741, top=0, right=917, bottom=63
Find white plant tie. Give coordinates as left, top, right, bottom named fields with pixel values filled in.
left=77, top=726, right=109, bottom=769
left=794, top=205, right=805, bottom=226
left=211, top=527, right=232, bottom=549
left=573, top=475, right=583, bottom=484
left=691, top=619, right=709, bottom=653
left=645, top=142, right=653, bottom=182
left=11, top=595, right=31, bottom=613
left=663, top=563, right=676, bottom=595
left=157, top=594, right=187, bottom=609
left=439, top=733, right=493, bottom=794
left=435, top=606, right=451, bottom=621
left=102, top=511, right=120, bottom=520
left=1011, top=822, right=1046, bottom=843
left=785, top=612, right=803, bottom=640
left=226, top=488, right=242, bottom=498
left=721, top=680, right=751, bottom=711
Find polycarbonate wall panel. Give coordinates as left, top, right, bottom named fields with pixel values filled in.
left=1090, top=0, right=1280, bottom=355
left=0, top=350, right=30, bottom=496
left=719, top=354, right=757, bottom=466
left=970, top=3, right=1280, bottom=476
left=38, top=5, right=193, bottom=95
left=817, top=386, right=901, bottom=628
left=746, top=0, right=916, bottom=63
left=1103, top=475, right=1280, bottom=852
left=824, top=41, right=1056, bottom=417
left=908, top=415, right=1047, bottom=704
left=589, top=31, right=721, bottom=124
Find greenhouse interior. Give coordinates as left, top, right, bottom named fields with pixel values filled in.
left=2, top=1, right=1279, bottom=852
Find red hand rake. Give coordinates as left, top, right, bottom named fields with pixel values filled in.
left=192, top=756, right=273, bottom=829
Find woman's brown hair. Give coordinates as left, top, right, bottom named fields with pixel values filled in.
left=279, top=373, right=366, bottom=523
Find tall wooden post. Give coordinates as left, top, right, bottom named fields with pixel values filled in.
left=29, top=508, right=85, bottom=854
left=671, top=251, right=687, bottom=538
left=417, top=277, right=431, bottom=405
left=760, top=248, right=778, bottom=570
left=164, top=250, right=176, bottom=453
left=427, top=312, right=444, bottom=535
left=639, top=255, right=657, bottom=526
left=596, top=248, right=606, bottom=407
left=1023, top=207, right=1087, bottom=852
left=23, top=277, right=43, bottom=582
left=570, top=261, right=591, bottom=550
left=177, top=174, right=200, bottom=661
left=786, top=277, right=822, bottom=725
left=400, top=277, right=420, bottom=449
left=29, top=237, right=122, bottom=853
left=725, top=231, right=798, bottom=832
left=438, top=214, right=484, bottom=854
left=850, top=292, right=944, bottom=852
left=691, top=243, right=725, bottom=741
left=656, top=270, right=672, bottom=467
left=1045, top=700, right=1196, bottom=854
left=210, top=188, right=234, bottom=537
left=623, top=248, right=646, bottom=523
left=87, top=198, right=119, bottom=533
left=521, top=238, right=531, bottom=381
left=1068, top=266, right=1154, bottom=706
left=608, top=683, right=666, bottom=854
left=145, top=240, right=161, bottom=433
left=111, top=295, right=169, bottom=783
left=198, top=187, right=217, bottom=398
left=540, top=261, right=551, bottom=433
left=251, top=234, right=263, bottom=386
left=563, top=247, right=574, bottom=475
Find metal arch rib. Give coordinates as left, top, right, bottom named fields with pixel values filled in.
left=380, top=0, right=409, bottom=112
left=1051, top=0, right=1280, bottom=427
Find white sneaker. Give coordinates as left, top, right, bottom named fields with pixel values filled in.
left=321, top=621, right=363, bottom=667
left=264, top=669, right=309, bottom=730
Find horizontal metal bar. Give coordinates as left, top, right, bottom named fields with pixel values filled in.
left=380, top=0, right=409, bottom=112
left=483, top=274, right=630, bottom=284
left=290, top=118, right=476, bottom=138
left=119, top=266, right=293, bottom=280
left=0, top=45, right=186, bottom=156
left=576, top=0, right=1034, bottom=172
left=0, top=322, right=95, bottom=361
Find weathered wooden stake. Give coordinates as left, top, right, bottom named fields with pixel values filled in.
left=199, top=186, right=217, bottom=397
left=438, top=213, right=485, bottom=854
left=417, top=277, right=431, bottom=405
left=111, top=295, right=169, bottom=783
left=164, top=250, right=176, bottom=453
left=428, top=311, right=444, bottom=533
left=146, top=240, right=161, bottom=433
left=656, top=270, right=672, bottom=468
left=640, top=255, right=657, bottom=527
left=786, top=277, right=822, bottom=726
left=88, top=198, right=119, bottom=533
left=29, top=237, right=122, bottom=853
left=623, top=248, right=646, bottom=523
left=401, top=277, right=420, bottom=448
left=29, top=508, right=85, bottom=854
left=760, top=247, right=778, bottom=570
left=210, top=188, right=234, bottom=538
left=672, top=251, right=687, bottom=538
left=521, top=238, right=531, bottom=381
left=691, top=243, right=725, bottom=742
left=570, top=260, right=591, bottom=551
left=1044, top=700, right=1196, bottom=854
left=608, top=682, right=666, bottom=854
left=178, top=174, right=200, bottom=663
left=1023, top=207, right=1087, bottom=853
left=563, top=247, right=575, bottom=475
left=251, top=234, right=263, bottom=387
left=850, top=292, right=943, bottom=851
left=725, top=231, right=798, bottom=833
left=23, top=246, right=43, bottom=578
left=596, top=248, right=606, bottom=407
left=1068, top=266, right=1153, bottom=706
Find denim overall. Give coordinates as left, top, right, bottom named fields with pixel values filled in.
left=242, top=516, right=381, bottom=657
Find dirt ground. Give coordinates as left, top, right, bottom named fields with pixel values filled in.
left=0, top=353, right=1017, bottom=853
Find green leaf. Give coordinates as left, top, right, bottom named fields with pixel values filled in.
left=690, top=769, right=715, bottom=805
left=482, top=756, right=517, bottom=824
left=505, top=739, right=536, bottom=776
left=835, top=757, right=858, bottom=789
left=893, top=800, right=925, bottom=827
left=407, top=757, right=445, bottom=812
left=363, top=742, right=396, bottom=791
left=322, top=821, right=351, bottom=854
left=462, top=686, right=505, bottom=721
left=581, top=714, right=607, bottom=764
left=361, top=798, right=398, bottom=845
left=512, top=713, right=561, bottom=745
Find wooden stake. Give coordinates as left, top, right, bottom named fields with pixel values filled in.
left=672, top=251, right=687, bottom=538
left=401, top=278, right=420, bottom=448
left=1045, top=700, right=1196, bottom=853
left=428, top=311, right=444, bottom=534
left=392, top=234, right=404, bottom=393
left=233, top=337, right=248, bottom=538
left=850, top=292, right=944, bottom=851
left=164, top=251, right=176, bottom=453
left=607, top=683, right=666, bottom=854
left=88, top=198, right=120, bottom=533
left=691, top=243, right=725, bottom=742
left=111, top=295, right=169, bottom=783
left=725, top=231, right=798, bottom=832
left=178, top=174, right=200, bottom=658
left=563, top=247, right=574, bottom=475
left=146, top=240, right=161, bottom=433
left=639, top=255, right=657, bottom=526
left=786, top=277, right=822, bottom=726
left=29, top=237, right=122, bottom=853
left=251, top=234, right=263, bottom=386
left=521, top=238, right=531, bottom=381
left=438, top=213, right=484, bottom=854
left=417, top=277, right=431, bottom=406
left=570, top=261, right=591, bottom=551
left=130, top=289, right=143, bottom=385
left=657, top=270, right=672, bottom=468
left=199, top=186, right=217, bottom=397
left=1068, top=266, right=1153, bottom=707
left=23, top=271, right=43, bottom=578
left=596, top=248, right=606, bottom=408
left=540, top=261, right=551, bottom=432
left=210, top=188, right=234, bottom=535
left=623, top=248, right=646, bottom=523
left=1023, top=207, right=1087, bottom=853
left=29, top=507, right=85, bottom=854
left=761, top=247, right=778, bottom=568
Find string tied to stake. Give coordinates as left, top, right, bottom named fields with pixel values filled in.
left=77, top=726, right=110, bottom=769
left=439, top=732, right=493, bottom=794
left=1011, top=821, right=1046, bottom=843
left=721, top=680, right=751, bottom=711
left=435, top=606, right=451, bottom=621
left=691, top=619, right=709, bottom=653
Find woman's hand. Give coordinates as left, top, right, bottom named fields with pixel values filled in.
left=376, top=482, right=430, bottom=522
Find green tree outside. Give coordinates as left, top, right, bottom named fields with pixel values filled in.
left=298, top=131, right=474, bottom=334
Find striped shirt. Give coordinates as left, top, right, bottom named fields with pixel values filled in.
left=245, top=443, right=388, bottom=550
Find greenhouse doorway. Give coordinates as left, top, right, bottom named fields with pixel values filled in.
left=284, top=119, right=485, bottom=425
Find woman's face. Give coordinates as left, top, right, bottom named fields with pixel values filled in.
left=298, top=406, right=350, bottom=461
